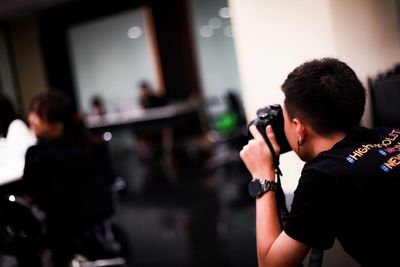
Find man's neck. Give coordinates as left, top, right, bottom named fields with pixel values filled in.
left=310, top=131, right=347, bottom=158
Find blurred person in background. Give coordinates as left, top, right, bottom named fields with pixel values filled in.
left=138, top=81, right=166, bottom=109
left=0, top=94, right=36, bottom=165
left=136, top=81, right=171, bottom=193
left=22, top=90, right=119, bottom=267
left=89, top=95, right=107, bottom=116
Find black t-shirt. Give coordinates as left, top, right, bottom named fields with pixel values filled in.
left=284, top=127, right=400, bottom=266
left=23, top=138, right=115, bottom=230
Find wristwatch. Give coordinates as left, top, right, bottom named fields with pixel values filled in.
left=248, top=179, right=278, bottom=198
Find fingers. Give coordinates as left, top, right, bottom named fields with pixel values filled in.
left=248, top=124, right=280, bottom=155
left=249, top=124, right=281, bottom=155
left=249, top=125, right=263, bottom=140
left=266, top=125, right=281, bottom=155
left=240, top=130, right=276, bottom=176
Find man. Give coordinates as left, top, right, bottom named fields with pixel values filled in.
left=240, top=58, right=400, bottom=266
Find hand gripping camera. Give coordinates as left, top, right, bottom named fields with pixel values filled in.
left=248, top=104, right=291, bottom=226
left=248, top=104, right=291, bottom=159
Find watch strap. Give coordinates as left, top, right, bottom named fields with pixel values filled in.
left=264, top=180, right=278, bottom=192
left=249, top=179, right=278, bottom=198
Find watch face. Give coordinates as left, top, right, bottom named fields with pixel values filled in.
left=248, top=180, right=262, bottom=197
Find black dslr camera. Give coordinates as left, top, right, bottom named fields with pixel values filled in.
left=248, top=104, right=291, bottom=158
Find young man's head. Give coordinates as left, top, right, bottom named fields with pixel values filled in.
left=28, top=90, right=76, bottom=140
left=282, top=58, right=366, bottom=136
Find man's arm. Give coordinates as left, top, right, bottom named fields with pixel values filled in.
left=256, top=191, right=310, bottom=266
left=240, top=125, right=310, bottom=266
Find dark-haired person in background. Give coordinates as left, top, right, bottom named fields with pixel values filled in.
left=136, top=81, right=170, bottom=193
left=90, top=95, right=107, bottom=116
left=22, top=90, right=119, bottom=267
left=138, top=81, right=166, bottom=109
left=240, top=58, right=400, bottom=266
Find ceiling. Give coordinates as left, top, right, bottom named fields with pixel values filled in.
left=0, top=0, right=78, bottom=20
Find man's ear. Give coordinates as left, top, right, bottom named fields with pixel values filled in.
left=292, top=118, right=306, bottom=142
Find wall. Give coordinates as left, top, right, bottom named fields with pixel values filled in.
left=68, top=8, right=156, bottom=114
left=0, top=28, right=19, bottom=110
left=9, top=16, right=47, bottom=114
left=228, top=0, right=337, bottom=194
left=188, top=0, right=241, bottom=100
left=330, top=0, right=400, bottom=127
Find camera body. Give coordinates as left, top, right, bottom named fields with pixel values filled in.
left=248, top=104, right=292, bottom=154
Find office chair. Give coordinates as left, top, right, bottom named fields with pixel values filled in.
left=69, top=219, right=127, bottom=267
left=370, top=74, right=400, bottom=128
left=0, top=194, right=46, bottom=266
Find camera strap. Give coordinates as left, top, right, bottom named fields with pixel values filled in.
left=264, top=136, right=288, bottom=227
left=263, top=135, right=282, bottom=176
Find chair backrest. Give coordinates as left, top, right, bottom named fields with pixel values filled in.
left=370, top=74, right=400, bottom=128
left=0, top=195, right=46, bottom=255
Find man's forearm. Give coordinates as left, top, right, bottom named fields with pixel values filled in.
left=256, top=188, right=282, bottom=266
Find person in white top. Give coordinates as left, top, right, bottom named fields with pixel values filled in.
left=0, top=94, right=36, bottom=185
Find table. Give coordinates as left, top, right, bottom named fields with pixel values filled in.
left=84, top=101, right=197, bottom=130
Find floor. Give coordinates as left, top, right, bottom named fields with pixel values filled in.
left=106, top=126, right=258, bottom=267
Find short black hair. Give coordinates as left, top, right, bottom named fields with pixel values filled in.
left=282, top=58, right=366, bottom=135
left=30, top=90, right=90, bottom=144
left=30, top=90, right=74, bottom=125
